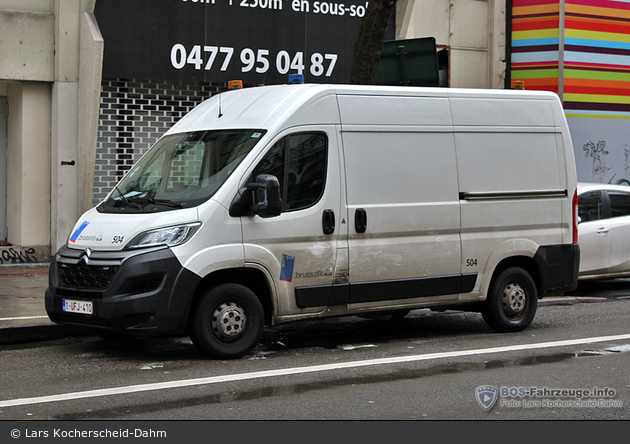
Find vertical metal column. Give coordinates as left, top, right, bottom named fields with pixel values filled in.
left=0, top=97, right=6, bottom=241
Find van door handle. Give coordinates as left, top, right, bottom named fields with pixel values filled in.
left=597, top=227, right=609, bottom=234
left=355, top=208, right=367, bottom=233
left=322, top=209, right=335, bottom=235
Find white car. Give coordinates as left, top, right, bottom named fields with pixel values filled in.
left=578, top=182, right=630, bottom=280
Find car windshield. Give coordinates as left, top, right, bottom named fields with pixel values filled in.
left=98, top=129, right=266, bottom=213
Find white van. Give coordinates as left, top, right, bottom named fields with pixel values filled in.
left=45, top=83, right=580, bottom=358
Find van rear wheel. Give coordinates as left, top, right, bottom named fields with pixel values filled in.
left=482, top=267, right=537, bottom=332
left=191, top=284, right=264, bottom=359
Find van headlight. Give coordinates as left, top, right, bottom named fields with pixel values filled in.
left=126, top=223, right=201, bottom=249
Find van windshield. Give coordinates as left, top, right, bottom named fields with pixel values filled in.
left=98, top=129, right=266, bottom=213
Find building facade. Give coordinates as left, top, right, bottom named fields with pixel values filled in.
left=2, top=0, right=627, bottom=263
left=397, top=0, right=508, bottom=89
left=0, top=0, right=102, bottom=262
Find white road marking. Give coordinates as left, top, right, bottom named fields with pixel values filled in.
left=0, top=315, right=49, bottom=321
left=2, top=333, right=630, bottom=408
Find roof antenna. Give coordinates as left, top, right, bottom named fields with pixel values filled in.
left=218, top=91, right=223, bottom=119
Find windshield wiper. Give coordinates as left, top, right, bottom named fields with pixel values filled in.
left=121, top=189, right=185, bottom=210
left=125, top=195, right=185, bottom=210
left=114, top=185, right=142, bottom=209
left=147, top=199, right=186, bottom=209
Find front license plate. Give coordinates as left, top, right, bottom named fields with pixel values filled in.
left=62, top=299, right=93, bottom=315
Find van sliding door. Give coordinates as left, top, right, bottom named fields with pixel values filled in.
left=341, top=128, right=463, bottom=307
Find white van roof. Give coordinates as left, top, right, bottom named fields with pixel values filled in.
left=164, top=83, right=563, bottom=135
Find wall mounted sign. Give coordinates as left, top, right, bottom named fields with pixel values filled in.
left=95, top=0, right=393, bottom=84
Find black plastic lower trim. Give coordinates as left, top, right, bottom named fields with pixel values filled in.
left=534, top=243, right=580, bottom=295
left=295, top=273, right=478, bottom=308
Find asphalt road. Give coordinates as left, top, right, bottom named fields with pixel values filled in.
left=0, top=289, right=629, bottom=423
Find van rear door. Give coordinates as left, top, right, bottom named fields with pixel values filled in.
left=451, top=94, right=567, bottom=298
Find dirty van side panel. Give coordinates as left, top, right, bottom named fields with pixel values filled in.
left=451, top=96, right=567, bottom=301
left=337, top=94, right=464, bottom=308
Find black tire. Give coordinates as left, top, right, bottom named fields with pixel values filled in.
left=191, top=284, right=264, bottom=359
left=482, top=267, right=538, bottom=332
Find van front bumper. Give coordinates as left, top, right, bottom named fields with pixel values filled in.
left=45, top=245, right=201, bottom=336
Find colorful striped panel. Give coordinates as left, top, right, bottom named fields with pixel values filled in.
left=511, top=0, right=561, bottom=94
left=564, top=0, right=630, bottom=117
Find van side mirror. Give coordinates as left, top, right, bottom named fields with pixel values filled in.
left=250, top=174, right=282, bottom=218
left=229, top=174, right=283, bottom=218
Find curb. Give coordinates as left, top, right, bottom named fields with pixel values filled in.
left=0, top=263, right=50, bottom=277
left=0, top=324, right=91, bottom=345
left=538, top=296, right=609, bottom=306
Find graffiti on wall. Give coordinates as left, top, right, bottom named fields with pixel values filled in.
left=624, top=144, right=630, bottom=184
left=0, top=247, right=39, bottom=264
left=583, top=140, right=611, bottom=182
left=569, top=118, right=630, bottom=186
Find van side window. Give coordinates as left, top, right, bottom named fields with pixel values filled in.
left=578, top=191, right=604, bottom=222
left=609, top=191, right=630, bottom=218
left=252, top=138, right=286, bottom=192
left=252, top=132, right=327, bottom=212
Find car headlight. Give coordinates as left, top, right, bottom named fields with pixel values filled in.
left=126, top=223, right=201, bottom=249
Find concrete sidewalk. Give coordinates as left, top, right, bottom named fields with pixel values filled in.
left=0, top=264, right=89, bottom=345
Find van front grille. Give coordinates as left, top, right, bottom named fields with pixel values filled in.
left=58, top=263, right=118, bottom=289
left=56, top=288, right=104, bottom=300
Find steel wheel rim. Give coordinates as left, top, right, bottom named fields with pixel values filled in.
left=501, top=283, right=526, bottom=317
left=211, top=302, right=247, bottom=341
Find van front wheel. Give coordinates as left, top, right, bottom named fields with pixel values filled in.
left=482, top=267, right=537, bottom=332
left=191, top=284, right=264, bottom=359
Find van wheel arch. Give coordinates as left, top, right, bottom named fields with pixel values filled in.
left=488, top=256, right=542, bottom=297
left=187, top=267, right=274, bottom=333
